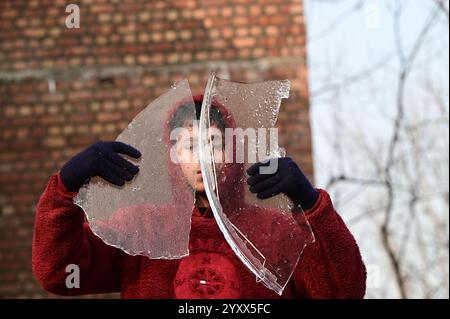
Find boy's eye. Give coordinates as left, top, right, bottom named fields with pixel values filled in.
left=184, top=143, right=197, bottom=151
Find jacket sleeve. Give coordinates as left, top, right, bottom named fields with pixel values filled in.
left=291, top=189, right=367, bottom=298
left=32, top=172, right=123, bottom=296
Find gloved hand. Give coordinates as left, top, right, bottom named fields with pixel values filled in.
left=246, top=157, right=319, bottom=210
left=60, top=141, right=141, bottom=192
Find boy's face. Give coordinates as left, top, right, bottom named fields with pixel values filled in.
left=176, top=125, right=224, bottom=193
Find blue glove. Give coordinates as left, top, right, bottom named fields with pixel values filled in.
left=60, top=141, right=141, bottom=192
left=246, top=157, right=319, bottom=210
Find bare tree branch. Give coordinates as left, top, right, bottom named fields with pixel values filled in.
left=380, top=4, right=441, bottom=298
left=308, top=0, right=448, bottom=298
left=309, top=0, right=365, bottom=42
left=434, top=0, right=450, bottom=20
left=311, top=54, right=393, bottom=98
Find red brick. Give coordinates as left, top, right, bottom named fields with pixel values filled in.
left=233, top=37, right=255, bottom=48
left=43, top=136, right=66, bottom=148
left=97, top=112, right=122, bottom=123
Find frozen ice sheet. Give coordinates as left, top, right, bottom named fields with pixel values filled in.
left=199, top=73, right=315, bottom=295
left=74, top=80, right=196, bottom=259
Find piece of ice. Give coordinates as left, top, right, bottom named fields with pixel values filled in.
left=199, top=73, right=315, bottom=295
left=74, top=79, right=196, bottom=259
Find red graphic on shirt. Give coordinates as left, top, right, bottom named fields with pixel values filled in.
left=174, top=252, right=240, bottom=298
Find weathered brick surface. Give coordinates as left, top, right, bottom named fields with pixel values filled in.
left=0, top=0, right=312, bottom=298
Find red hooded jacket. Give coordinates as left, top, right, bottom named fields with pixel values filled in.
left=32, top=96, right=366, bottom=299
left=32, top=173, right=366, bottom=298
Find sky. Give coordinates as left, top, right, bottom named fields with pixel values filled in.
left=304, top=0, right=449, bottom=298
left=306, top=0, right=449, bottom=159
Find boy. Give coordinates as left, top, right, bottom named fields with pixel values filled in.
left=32, top=95, right=366, bottom=298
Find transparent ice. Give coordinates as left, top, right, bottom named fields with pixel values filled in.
left=74, top=79, right=196, bottom=259
left=198, top=73, right=315, bottom=295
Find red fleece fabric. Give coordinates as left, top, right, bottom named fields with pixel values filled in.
left=32, top=172, right=366, bottom=298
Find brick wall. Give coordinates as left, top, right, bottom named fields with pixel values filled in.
left=0, top=0, right=312, bottom=298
